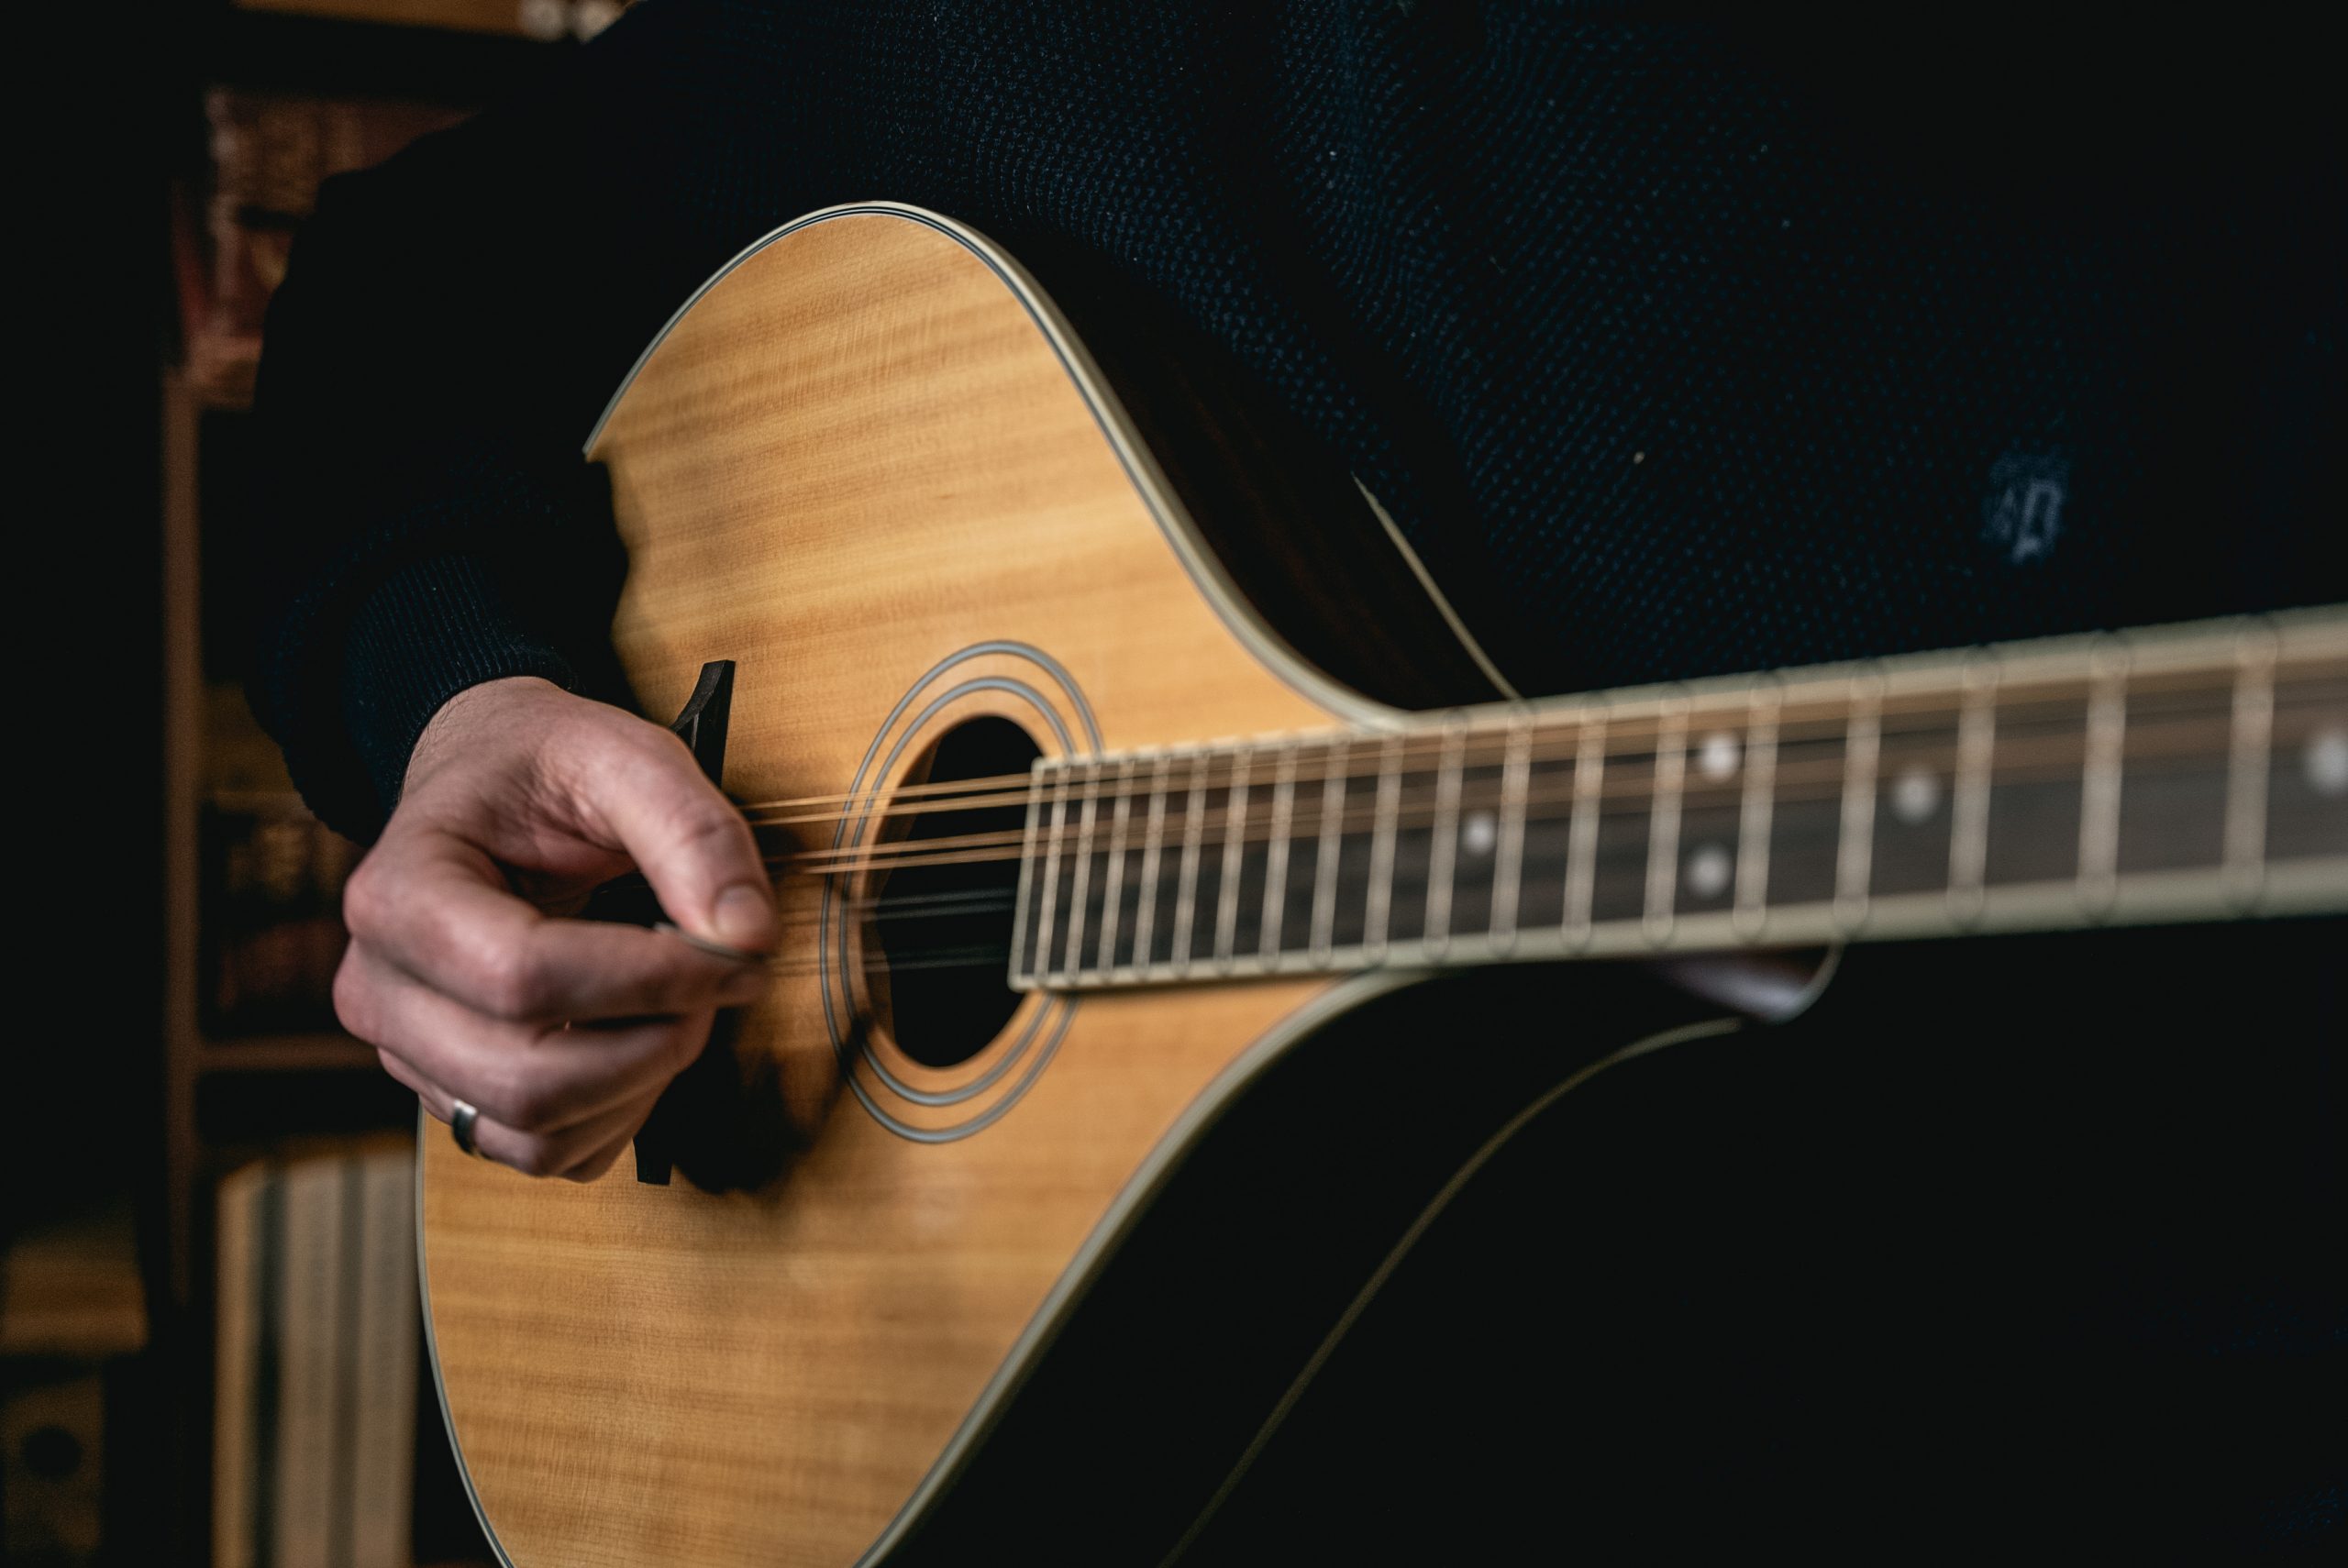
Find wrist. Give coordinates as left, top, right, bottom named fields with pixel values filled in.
left=405, top=676, right=570, bottom=795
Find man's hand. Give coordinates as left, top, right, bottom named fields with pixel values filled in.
left=332, top=677, right=777, bottom=1180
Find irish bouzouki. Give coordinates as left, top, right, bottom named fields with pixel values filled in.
left=418, top=204, right=2347, bottom=1566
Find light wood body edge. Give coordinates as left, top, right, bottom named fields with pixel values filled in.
left=421, top=206, right=1440, bottom=1568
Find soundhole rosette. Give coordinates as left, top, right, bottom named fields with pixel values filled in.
left=820, top=643, right=1099, bottom=1142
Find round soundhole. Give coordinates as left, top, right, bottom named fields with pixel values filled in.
left=867, top=716, right=1040, bottom=1068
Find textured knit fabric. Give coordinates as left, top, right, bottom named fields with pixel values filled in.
left=250, top=0, right=2342, bottom=840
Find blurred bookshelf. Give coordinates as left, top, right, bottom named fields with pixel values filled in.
left=1, top=1203, right=149, bottom=1566
left=138, top=6, right=632, bottom=1563
left=235, top=0, right=630, bottom=43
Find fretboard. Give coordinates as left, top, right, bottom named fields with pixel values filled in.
left=1008, top=609, right=2348, bottom=991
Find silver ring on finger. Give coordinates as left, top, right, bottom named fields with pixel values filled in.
left=449, top=1099, right=482, bottom=1158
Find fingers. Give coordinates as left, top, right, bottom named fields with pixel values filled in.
left=334, top=944, right=715, bottom=1134
left=343, top=832, right=770, bottom=1025
left=571, top=725, right=777, bottom=955
left=391, top=1050, right=668, bottom=1182
left=350, top=680, right=781, bottom=1185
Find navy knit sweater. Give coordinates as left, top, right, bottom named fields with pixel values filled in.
left=250, top=0, right=2341, bottom=842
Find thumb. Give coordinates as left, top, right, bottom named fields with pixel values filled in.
left=587, top=724, right=777, bottom=955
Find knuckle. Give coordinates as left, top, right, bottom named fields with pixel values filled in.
left=674, top=803, right=753, bottom=865
left=563, top=1144, right=623, bottom=1184
left=626, top=718, right=693, bottom=767
left=473, top=942, right=554, bottom=1022
left=339, top=856, right=393, bottom=939
left=506, top=1078, right=566, bottom=1134
left=330, top=955, right=378, bottom=1041
left=594, top=722, right=686, bottom=793
left=482, top=1060, right=560, bottom=1132
left=373, top=1047, right=425, bottom=1101
left=623, top=731, right=736, bottom=827
left=665, top=1017, right=714, bottom=1071
left=504, top=1138, right=562, bottom=1179
left=662, top=963, right=730, bottom=1015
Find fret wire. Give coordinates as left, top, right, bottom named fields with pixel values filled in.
left=1000, top=617, right=2346, bottom=989
left=986, top=715, right=2278, bottom=883
left=1033, top=762, right=1073, bottom=985
left=1642, top=700, right=1690, bottom=944
left=1058, top=762, right=1105, bottom=981
left=1309, top=735, right=1347, bottom=963
left=1423, top=718, right=1468, bottom=955
left=983, top=666, right=2348, bottom=838
left=1565, top=709, right=1605, bottom=947
left=2224, top=625, right=2277, bottom=900
left=1490, top=711, right=1533, bottom=950
left=1007, top=761, right=1047, bottom=981
left=1365, top=733, right=1403, bottom=959
left=1259, top=742, right=1300, bottom=959
left=1212, top=749, right=1253, bottom=969
left=1094, top=756, right=1135, bottom=973
left=1948, top=656, right=1999, bottom=922
left=1733, top=683, right=1780, bottom=936
left=1005, top=672, right=2333, bottom=857
left=1834, top=676, right=1883, bottom=930
left=2077, top=643, right=2130, bottom=913
left=992, top=710, right=2299, bottom=859
left=1172, top=751, right=1210, bottom=977
left=933, top=700, right=2310, bottom=891
left=1130, top=754, right=1173, bottom=972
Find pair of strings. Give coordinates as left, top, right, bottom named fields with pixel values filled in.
left=757, top=696, right=2341, bottom=880
left=718, top=656, right=2344, bottom=824
left=754, top=767, right=2347, bottom=984
left=725, top=712, right=2325, bottom=968
left=729, top=672, right=2348, bottom=849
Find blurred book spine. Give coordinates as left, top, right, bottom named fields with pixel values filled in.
left=214, top=1143, right=417, bottom=1568
left=202, top=802, right=358, bottom=1037
left=350, top=1155, right=419, bottom=1568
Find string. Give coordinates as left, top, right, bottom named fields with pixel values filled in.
left=718, top=703, right=2348, bottom=971
left=679, top=655, right=2347, bottom=981
left=727, top=674, right=2348, bottom=842
left=717, top=661, right=2327, bottom=816
left=703, top=719, right=2335, bottom=966
left=748, top=694, right=2341, bottom=859
left=758, top=699, right=2345, bottom=879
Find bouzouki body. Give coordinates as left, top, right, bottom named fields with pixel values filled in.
left=417, top=205, right=2347, bottom=1566
left=422, top=204, right=1610, bottom=1568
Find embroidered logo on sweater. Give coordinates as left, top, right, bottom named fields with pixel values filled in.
left=1981, top=450, right=2071, bottom=564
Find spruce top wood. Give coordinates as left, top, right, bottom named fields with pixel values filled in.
left=418, top=204, right=2348, bottom=1568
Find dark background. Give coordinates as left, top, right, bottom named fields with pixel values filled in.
left=9, top=0, right=581, bottom=1253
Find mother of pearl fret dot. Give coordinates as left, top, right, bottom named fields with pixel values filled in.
left=1697, top=731, right=1741, bottom=781
left=1890, top=765, right=1942, bottom=823
left=1684, top=843, right=1732, bottom=899
left=2308, top=726, right=2348, bottom=798
left=1462, top=810, right=1498, bottom=856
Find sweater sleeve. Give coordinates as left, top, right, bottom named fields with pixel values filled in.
left=247, top=0, right=795, bottom=841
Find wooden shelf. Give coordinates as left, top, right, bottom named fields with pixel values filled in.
left=0, top=1203, right=149, bottom=1363
left=231, top=0, right=629, bottom=43
left=152, top=15, right=514, bottom=1552
left=194, top=1033, right=379, bottom=1075
left=236, top=0, right=552, bottom=39
left=180, top=341, right=258, bottom=413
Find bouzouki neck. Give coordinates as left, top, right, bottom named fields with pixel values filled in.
left=1011, top=608, right=2348, bottom=988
